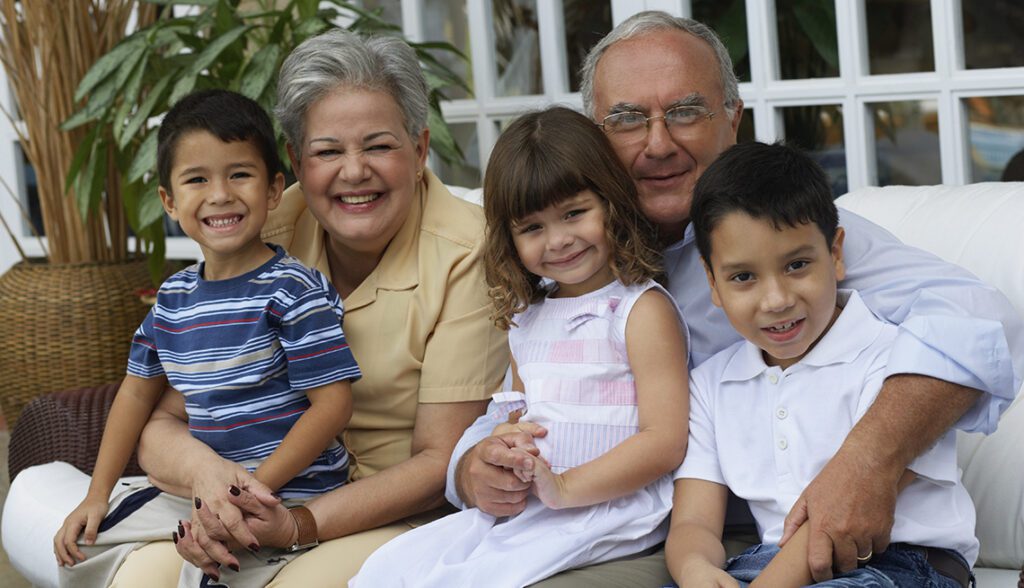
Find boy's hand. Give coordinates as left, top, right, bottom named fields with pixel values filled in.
left=54, top=493, right=109, bottom=567
left=677, top=558, right=740, bottom=588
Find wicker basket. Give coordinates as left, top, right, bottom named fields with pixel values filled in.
left=0, top=258, right=154, bottom=426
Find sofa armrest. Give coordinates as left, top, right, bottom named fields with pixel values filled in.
left=7, top=381, right=143, bottom=481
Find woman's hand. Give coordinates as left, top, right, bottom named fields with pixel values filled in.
left=175, top=485, right=292, bottom=578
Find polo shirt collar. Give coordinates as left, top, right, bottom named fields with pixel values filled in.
left=720, top=289, right=883, bottom=382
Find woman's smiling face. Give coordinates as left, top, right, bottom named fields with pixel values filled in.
left=291, top=87, right=429, bottom=258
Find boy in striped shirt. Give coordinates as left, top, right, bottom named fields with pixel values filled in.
left=54, top=89, right=360, bottom=585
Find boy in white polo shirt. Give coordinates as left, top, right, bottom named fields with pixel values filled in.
left=665, top=141, right=977, bottom=588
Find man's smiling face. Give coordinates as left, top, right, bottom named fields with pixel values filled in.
left=592, top=28, right=742, bottom=243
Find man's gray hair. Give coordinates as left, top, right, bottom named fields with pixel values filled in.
left=579, top=11, right=740, bottom=120
left=275, top=28, right=429, bottom=159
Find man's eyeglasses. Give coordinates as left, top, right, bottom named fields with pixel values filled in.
left=598, top=105, right=717, bottom=142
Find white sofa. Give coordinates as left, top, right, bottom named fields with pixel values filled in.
left=836, top=182, right=1024, bottom=586
left=5, top=183, right=1021, bottom=586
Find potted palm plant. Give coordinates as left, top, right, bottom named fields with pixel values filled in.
left=0, top=0, right=160, bottom=425
left=0, top=0, right=468, bottom=425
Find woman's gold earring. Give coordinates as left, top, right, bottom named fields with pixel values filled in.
left=416, top=169, right=423, bottom=181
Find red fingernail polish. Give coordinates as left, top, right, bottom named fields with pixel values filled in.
left=194, top=497, right=202, bottom=509
left=228, top=563, right=240, bottom=572
left=178, top=521, right=185, bottom=537
left=172, top=532, right=178, bottom=544
left=229, top=485, right=241, bottom=496
left=249, top=543, right=260, bottom=552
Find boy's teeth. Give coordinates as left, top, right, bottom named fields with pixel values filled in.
left=768, top=320, right=797, bottom=332
left=339, top=193, right=380, bottom=204
left=207, top=216, right=241, bottom=227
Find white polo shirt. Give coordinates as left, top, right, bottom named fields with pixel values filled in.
left=675, top=290, right=979, bottom=565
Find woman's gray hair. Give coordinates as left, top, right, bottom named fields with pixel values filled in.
left=579, top=11, right=740, bottom=119
left=275, top=28, right=429, bottom=159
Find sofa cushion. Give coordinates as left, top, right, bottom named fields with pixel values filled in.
left=836, top=182, right=1024, bottom=570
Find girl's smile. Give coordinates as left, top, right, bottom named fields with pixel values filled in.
left=511, top=190, right=615, bottom=298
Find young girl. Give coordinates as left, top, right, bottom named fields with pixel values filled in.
left=350, top=106, right=690, bottom=587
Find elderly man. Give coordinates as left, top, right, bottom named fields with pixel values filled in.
left=448, top=10, right=1022, bottom=587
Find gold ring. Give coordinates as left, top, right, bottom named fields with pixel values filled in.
left=856, top=550, right=873, bottom=563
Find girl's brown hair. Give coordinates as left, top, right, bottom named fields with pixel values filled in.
left=483, top=106, right=662, bottom=330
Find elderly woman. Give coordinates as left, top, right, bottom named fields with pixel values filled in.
left=4, top=29, right=506, bottom=587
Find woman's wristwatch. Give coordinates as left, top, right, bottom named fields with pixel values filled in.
left=287, top=505, right=319, bottom=552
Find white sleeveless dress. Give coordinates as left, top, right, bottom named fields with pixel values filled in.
left=350, top=279, right=682, bottom=588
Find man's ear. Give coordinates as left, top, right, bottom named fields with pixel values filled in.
left=702, top=258, right=723, bottom=308
left=728, top=100, right=745, bottom=138
left=831, top=225, right=846, bottom=281
left=267, top=172, right=285, bottom=211
left=158, top=186, right=178, bottom=220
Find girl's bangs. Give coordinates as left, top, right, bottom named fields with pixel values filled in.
left=502, top=144, right=590, bottom=223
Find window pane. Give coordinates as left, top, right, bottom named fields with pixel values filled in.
left=782, top=105, right=847, bottom=196
left=14, top=142, right=42, bottom=236
left=693, top=0, right=751, bottom=82
left=870, top=100, right=941, bottom=186
left=434, top=122, right=482, bottom=189
left=423, top=0, right=473, bottom=99
left=865, top=0, right=934, bottom=74
left=737, top=109, right=755, bottom=144
left=493, top=0, right=542, bottom=97
left=564, top=0, right=612, bottom=92
left=776, top=0, right=839, bottom=80
left=963, top=0, right=1024, bottom=69
left=965, top=95, right=1024, bottom=182
left=359, top=0, right=402, bottom=27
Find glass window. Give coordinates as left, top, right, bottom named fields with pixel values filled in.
left=359, top=0, right=403, bottom=27
left=423, top=0, right=473, bottom=99
left=776, top=0, right=839, bottom=80
left=737, top=109, right=755, bottom=144
left=493, top=0, right=542, bottom=97
left=782, top=104, right=847, bottom=196
left=14, top=143, right=42, bottom=236
left=963, top=0, right=1024, bottom=70
left=564, top=1, right=612, bottom=92
left=869, top=100, right=941, bottom=186
left=865, top=0, right=934, bottom=74
left=434, top=122, right=482, bottom=189
left=965, top=95, right=1024, bottom=182
left=693, top=0, right=751, bottom=82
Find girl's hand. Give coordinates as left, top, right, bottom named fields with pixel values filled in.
left=54, top=493, right=109, bottom=567
left=528, top=455, right=569, bottom=509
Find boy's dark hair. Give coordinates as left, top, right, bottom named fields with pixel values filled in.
left=691, top=141, right=838, bottom=267
left=157, top=89, right=283, bottom=191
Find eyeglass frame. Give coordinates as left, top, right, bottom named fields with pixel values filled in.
left=597, top=105, right=718, bottom=140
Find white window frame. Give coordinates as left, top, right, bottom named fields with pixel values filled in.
left=3, top=0, right=1023, bottom=275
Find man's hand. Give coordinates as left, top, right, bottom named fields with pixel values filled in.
left=454, top=422, right=546, bottom=516
left=779, top=447, right=898, bottom=581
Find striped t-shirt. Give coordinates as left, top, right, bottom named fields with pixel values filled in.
left=128, top=245, right=361, bottom=498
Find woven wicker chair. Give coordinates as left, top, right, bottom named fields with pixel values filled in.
left=7, top=381, right=143, bottom=481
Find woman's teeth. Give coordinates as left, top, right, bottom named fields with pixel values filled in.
left=339, top=193, right=381, bottom=204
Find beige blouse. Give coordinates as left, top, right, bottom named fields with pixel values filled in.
left=262, top=170, right=508, bottom=480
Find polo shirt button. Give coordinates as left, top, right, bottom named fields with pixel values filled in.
left=778, top=438, right=788, bottom=450
left=768, top=374, right=779, bottom=384
left=776, top=407, right=788, bottom=419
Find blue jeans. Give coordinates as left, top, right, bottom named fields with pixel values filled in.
left=724, top=543, right=972, bottom=587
